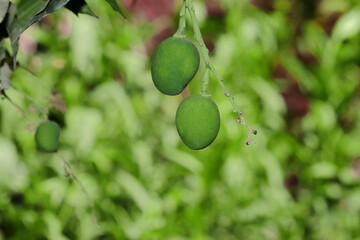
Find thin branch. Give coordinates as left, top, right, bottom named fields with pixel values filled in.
left=200, top=66, right=210, bottom=96
left=1, top=90, right=37, bottom=125
left=186, top=0, right=256, bottom=145
left=174, top=1, right=187, bottom=38
left=11, top=85, right=48, bottom=117
left=56, top=152, right=99, bottom=225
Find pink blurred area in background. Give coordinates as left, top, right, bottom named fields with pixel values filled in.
left=122, top=0, right=177, bottom=54
left=122, top=0, right=223, bottom=55
left=272, top=64, right=310, bottom=118
left=19, top=36, right=37, bottom=55
left=58, top=14, right=72, bottom=39
left=122, top=0, right=176, bottom=21
left=205, top=0, right=226, bottom=17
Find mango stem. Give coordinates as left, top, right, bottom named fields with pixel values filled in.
left=186, top=0, right=256, bottom=146
left=174, top=1, right=187, bottom=38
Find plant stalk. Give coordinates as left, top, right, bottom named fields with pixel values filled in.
left=186, top=0, right=256, bottom=145
left=174, top=2, right=187, bottom=37
left=57, top=153, right=99, bottom=226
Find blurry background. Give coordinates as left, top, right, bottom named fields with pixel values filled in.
left=1, top=0, right=360, bottom=239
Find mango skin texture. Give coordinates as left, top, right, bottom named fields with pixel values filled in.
left=35, top=121, right=61, bottom=153
left=176, top=95, right=220, bottom=150
left=151, top=37, right=200, bottom=95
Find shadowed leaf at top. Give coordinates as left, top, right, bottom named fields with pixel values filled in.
left=9, top=0, right=50, bottom=42
left=9, top=0, right=72, bottom=69
left=27, top=0, right=71, bottom=27
left=0, top=0, right=9, bottom=24
left=5, top=0, right=125, bottom=67
left=105, top=0, right=127, bottom=18
left=65, top=0, right=98, bottom=18
left=8, top=0, right=50, bottom=68
left=0, top=62, right=12, bottom=90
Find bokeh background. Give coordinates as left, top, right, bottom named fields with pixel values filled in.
left=1, top=0, right=360, bottom=239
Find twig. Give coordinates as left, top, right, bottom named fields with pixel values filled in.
left=11, top=85, right=48, bottom=117
left=56, top=152, right=99, bottom=225
left=184, top=0, right=257, bottom=145
left=200, top=65, right=210, bottom=96
left=174, top=1, right=187, bottom=38
left=1, top=90, right=37, bottom=125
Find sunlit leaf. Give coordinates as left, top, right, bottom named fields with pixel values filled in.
left=0, top=137, right=28, bottom=191
left=116, top=170, right=154, bottom=212
left=309, top=162, right=337, bottom=179
left=332, top=6, right=360, bottom=41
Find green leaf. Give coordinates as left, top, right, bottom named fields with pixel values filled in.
left=309, top=162, right=337, bottom=179
left=332, top=6, right=360, bottom=41
left=9, top=0, right=71, bottom=68
left=5, top=3, right=16, bottom=30
left=0, top=2, right=15, bottom=41
left=0, top=0, right=9, bottom=24
left=27, top=0, right=70, bottom=27
left=79, top=4, right=98, bottom=18
left=0, top=21, right=8, bottom=41
left=105, top=0, right=126, bottom=18
left=65, top=0, right=98, bottom=18
left=8, top=0, right=50, bottom=68
left=9, top=0, right=50, bottom=41
left=0, top=62, right=12, bottom=90
left=0, top=44, right=5, bottom=62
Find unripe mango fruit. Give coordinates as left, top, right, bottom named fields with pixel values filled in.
left=151, top=37, right=200, bottom=95
left=176, top=95, right=220, bottom=150
left=35, top=121, right=61, bottom=153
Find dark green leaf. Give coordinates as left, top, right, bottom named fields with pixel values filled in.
left=0, top=20, right=8, bottom=41
left=65, top=0, right=98, bottom=18
left=0, top=43, right=5, bottom=62
left=9, top=0, right=72, bottom=68
left=0, top=62, right=11, bottom=90
left=105, top=0, right=126, bottom=18
left=27, top=0, right=70, bottom=27
left=0, top=0, right=9, bottom=24
left=0, top=1, right=15, bottom=41
left=8, top=0, right=50, bottom=68
left=9, top=0, right=50, bottom=41
left=5, top=2, right=16, bottom=30
left=78, top=5, right=98, bottom=18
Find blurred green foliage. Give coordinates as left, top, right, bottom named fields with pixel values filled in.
left=1, top=0, right=360, bottom=239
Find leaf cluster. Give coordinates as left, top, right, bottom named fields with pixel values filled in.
left=0, top=0, right=126, bottom=90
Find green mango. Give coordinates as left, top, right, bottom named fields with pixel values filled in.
left=35, top=121, right=61, bottom=153
left=176, top=95, right=220, bottom=150
left=151, top=37, right=200, bottom=95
